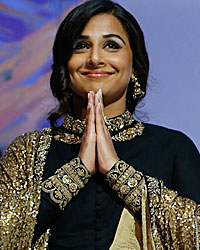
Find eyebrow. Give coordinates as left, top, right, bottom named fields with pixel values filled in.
left=78, top=34, right=126, bottom=45
left=103, top=34, right=126, bottom=44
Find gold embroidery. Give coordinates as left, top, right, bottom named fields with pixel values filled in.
left=106, top=160, right=145, bottom=212
left=0, top=128, right=52, bottom=249
left=196, top=205, right=200, bottom=249
left=54, top=132, right=82, bottom=144
left=42, top=157, right=91, bottom=210
left=32, top=128, right=52, bottom=248
left=1, top=119, right=199, bottom=249
left=63, top=115, right=86, bottom=134
left=56, top=109, right=144, bottom=144
left=107, top=160, right=200, bottom=249
left=104, top=109, right=135, bottom=132
left=111, top=122, right=145, bottom=142
left=33, top=229, right=50, bottom=250
left=146, top=177, right=198, bottom=249
left=145, top=176, right=161, bottom=224
left=195, top=206, right=200, bottom=249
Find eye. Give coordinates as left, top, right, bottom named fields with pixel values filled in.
left=73, top=41, right=89, bottom=51
left=104, top=41, right=122, bottom=50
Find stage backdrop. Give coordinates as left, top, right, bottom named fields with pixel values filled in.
left=0, top=0, right=199, bottom=152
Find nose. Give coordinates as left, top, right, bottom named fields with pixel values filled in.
left=87, top=47, right=105, bottom=67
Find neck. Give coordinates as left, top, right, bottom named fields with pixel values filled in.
left=103, top=98, right=126, bottom=118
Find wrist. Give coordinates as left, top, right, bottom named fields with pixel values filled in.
left=99, top=157, right=119, bottom=174
left=78, top=154, right=96, bottom=175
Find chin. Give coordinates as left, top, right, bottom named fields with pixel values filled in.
left=85, top=86, right=104, bottom=94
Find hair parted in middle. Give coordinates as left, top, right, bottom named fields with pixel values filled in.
left=48, top=0, right=149, bottom=128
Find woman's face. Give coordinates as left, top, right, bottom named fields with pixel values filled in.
left=68, top=13, right=133, bottom=105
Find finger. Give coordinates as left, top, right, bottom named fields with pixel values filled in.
left=88, top=90, right=95, bottom=105
left=84, top=92, right=91, bottom=129
left=96, top=89, right=111, bottom=135
left=79, top=91, right=96, bottom=174
left=96, top=94, right=111, bottom=138
left=83, top=91, right=95, bottom=140
left=95, top=93, right=107, bottom=136
left=96, top=89, right=104, bottom=115
left=84, top=91, right=95, bottom=136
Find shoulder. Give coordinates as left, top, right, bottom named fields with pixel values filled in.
left=0, top=128, right=53, bottom=193
left=12, top=127, right=52, bottom=146
left=1, top=128, right=52, bottom=161
left=144, top=122, right=192, bottom=140
left=0, top=128, right=53, bottom=183
left=143, top=122, right=199, bottom=152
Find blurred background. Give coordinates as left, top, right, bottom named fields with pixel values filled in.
left=0, top=0, right=199, bottom=153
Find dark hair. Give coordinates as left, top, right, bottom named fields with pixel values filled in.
left=48, top=0, right=149, bottom=128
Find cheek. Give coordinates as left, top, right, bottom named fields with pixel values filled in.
left=67, top=58, right=76, bottom=76
left=108, top=52, right=132, bottom=73
left=67, top=57, right=88, bottom=97
left=121, top=52, right=133, bottom=71
left=67, top=63, right=74, bottom=81
left=67, top=55, right=83, bottom=77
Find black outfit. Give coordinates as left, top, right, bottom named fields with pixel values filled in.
left=33, top=123, right=200, bottom=249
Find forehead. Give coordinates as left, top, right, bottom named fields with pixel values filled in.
left=81, top=13, right=128, bottom=39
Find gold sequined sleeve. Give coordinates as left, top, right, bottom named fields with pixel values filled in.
left=106, top=160, right=200, bottom=249
left=0, top=131, right=43, bottom=249
left=41, top=157, right=91, bottom=210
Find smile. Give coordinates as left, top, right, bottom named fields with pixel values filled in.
left=80, top=71, right=114, bottom=78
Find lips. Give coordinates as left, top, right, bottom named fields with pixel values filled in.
left=80, top=71, right=114, bottom=78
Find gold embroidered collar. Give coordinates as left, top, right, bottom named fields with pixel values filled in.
left=55, top=109, right=145, bottom=143
left=62, top=109, right=134, bottom=134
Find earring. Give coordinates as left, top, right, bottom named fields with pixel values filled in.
left=131, top=74, right=145, bottom=99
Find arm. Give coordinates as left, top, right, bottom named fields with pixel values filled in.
left=0, top=132, right=42, bottom=249
left=173, top=132, right=200, bottom=203
left=41, top=157, right=91, bottom=210
left=80, top=90, right=199, bottom=248
left=32, top=157, right=91, bottom=244
left=105, top=159, right=200, bottom=249
left=33, top=94, right=96, bottom=242
left=0, top=131, right=91, bottom=249
left=40, top=92, right=96, bottom=211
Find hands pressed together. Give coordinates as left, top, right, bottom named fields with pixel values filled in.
left=78, top=89, right=119, bottom=175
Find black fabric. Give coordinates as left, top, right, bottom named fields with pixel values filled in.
left=33, top=123, right=200, bottom=249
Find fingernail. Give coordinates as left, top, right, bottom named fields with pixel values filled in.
left=88, top=92, right=91, bottom=99
left=99, top=89, right=102, bottom=97
left=98, top=102, right=101, bottom=110
left=97, top=89, right=102, bottom=101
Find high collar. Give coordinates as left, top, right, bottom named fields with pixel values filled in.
left=54, top=109, right=144, bottom=144
left=62, top=109, right=135, bottom=135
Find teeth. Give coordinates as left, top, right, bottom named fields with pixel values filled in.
left=92, top=73, right=103, bottom=77
left=81, top=72, right=113, bottom=76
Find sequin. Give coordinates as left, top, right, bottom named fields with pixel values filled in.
left=0, top=128, right=52, bottom=249
left=106, top=160, right=200, bottom=249
left=0, top=114, right=199, bottom=249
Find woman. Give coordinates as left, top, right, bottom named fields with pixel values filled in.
left=0, top=0, right=200, bottom=249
